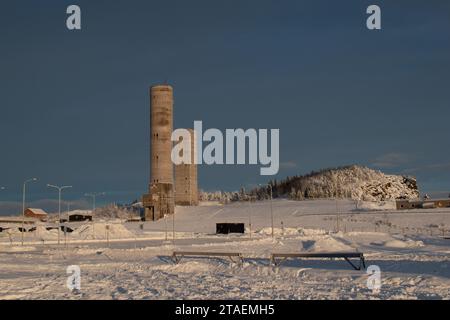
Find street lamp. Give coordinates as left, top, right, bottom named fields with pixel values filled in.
left=85, top=192, right=105, bottom=239
left=248, top=195, right=253, bottom=239
left=22, top=178, right=38, bottom=246
left=84, top=192, right=105, bottom=212
left=164, top=214, right=168, bottom=241
left=335, top=182, right=340, bottom=233
left=259, top=183, right=274, bottom=238
left=243, top=184, right=254, bottom=239
left=48, top=184, right=72, bottom=245
left=172, top=206, right=175, bottom=243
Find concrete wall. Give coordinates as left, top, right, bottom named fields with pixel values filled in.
left=144, top=183, right=174, bottom=221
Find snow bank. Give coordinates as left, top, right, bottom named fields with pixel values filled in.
left=198, top=201, right=222, bottom=207
left=155, top=261, right=214, bottom=273
left=257, top=227, right=328, bottom=237
left=357, top=201, right=396, bottom=211
left=71, top=223, right=135, bottom=240
left=0, top=245, right=37, bottom=252
left=375, top=239, right=424, bottom=248
left=301, top=236, right=354, bottom=252
left=257, top=227, right=301, bottom=236
left=298, top=228, right=328, bottom=236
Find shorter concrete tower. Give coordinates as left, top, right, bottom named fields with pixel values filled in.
left=175, top=129, right=199, bottom=206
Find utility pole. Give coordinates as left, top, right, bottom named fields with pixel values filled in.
left=22, top=178, right=38, bottom=246
left=48, top=184, right=72, bottom=245
left=335, top=198, right=340, bottom=233
left=248, top=196, right=252, bottom=239
left=172, top=203, right=175, bottom=244
left=85, top=192, right=105, bottom=239
left=189, top=167, right=192, bottom=206
left=65, top=202, right=71, bottom=248
left=0, top=187, right=5, bottom=217
left=164, top=214, right=168, bottom=241
left=269, top=184, right=274, bottom=238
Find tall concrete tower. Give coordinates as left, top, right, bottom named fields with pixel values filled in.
left=150, top=85, right=174, bottom=185
left=142, top=84, right=175, bottom=221
left=175, top=129, right=199, bottom=206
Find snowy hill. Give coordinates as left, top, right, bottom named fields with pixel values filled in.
left=261, top=165, right=419, bottom=201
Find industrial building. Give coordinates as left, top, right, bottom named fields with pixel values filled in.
left=396, top=199, right=450, bottom=210
left=175, top=129, right=199, bottom=206
left=142, top=84, right=198, bottom=221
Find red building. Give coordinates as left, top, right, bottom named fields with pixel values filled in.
left=24, top=208, right=48, bottom=221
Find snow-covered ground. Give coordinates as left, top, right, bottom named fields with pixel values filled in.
left=1, top=199, right=450, bottom=300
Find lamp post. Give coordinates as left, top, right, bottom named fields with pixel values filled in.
left=48, top=184, right=72, bottom=245
left=172, top=196, right=175, bottom=244
left=164, top=214, right=168, bottom=241
left=335, top=197, right=340, bottom=233
left=335, top=182, right=340, bottom=233
left=248, top=195, right=253, bottom=239
left=85, top=192, right=105, bottom=239
left=0, top=187, right=5, bottom=203
left=0, top=187, right=5, bottom=218
left=259, top=183, right=274, bottom=238
left=269, top=184, right=274, bottom=238
left=65, top=202, right=71, bottom=247
left=85, top=192, right=105, bottom=212
left=22, top=178, right=38, bottom=246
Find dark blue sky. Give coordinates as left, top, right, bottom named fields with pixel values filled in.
left=1, top=0, right=450, bottom=212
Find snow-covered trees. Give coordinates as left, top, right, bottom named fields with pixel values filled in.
left=250, top=165, right=419, bottom=201
left=200, top=166, right=419, bottom=203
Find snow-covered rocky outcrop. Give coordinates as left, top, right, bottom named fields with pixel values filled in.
left=267, top=165, right=419, bottom=201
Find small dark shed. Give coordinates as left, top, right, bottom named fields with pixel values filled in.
left=216, top=223, right=245, bottom=234
left=69, top=214, right=92, bottom=222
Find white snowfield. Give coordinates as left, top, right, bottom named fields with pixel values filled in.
left=1, top=199, right=450, bottom=300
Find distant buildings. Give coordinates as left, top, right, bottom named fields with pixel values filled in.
left=24, top=208, right=48, bottom=221
left=396, top=199, right=450, bottom=210
left=67, top=213, right=93, bottom=222
left=142, top=85, right=198, bottom=221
